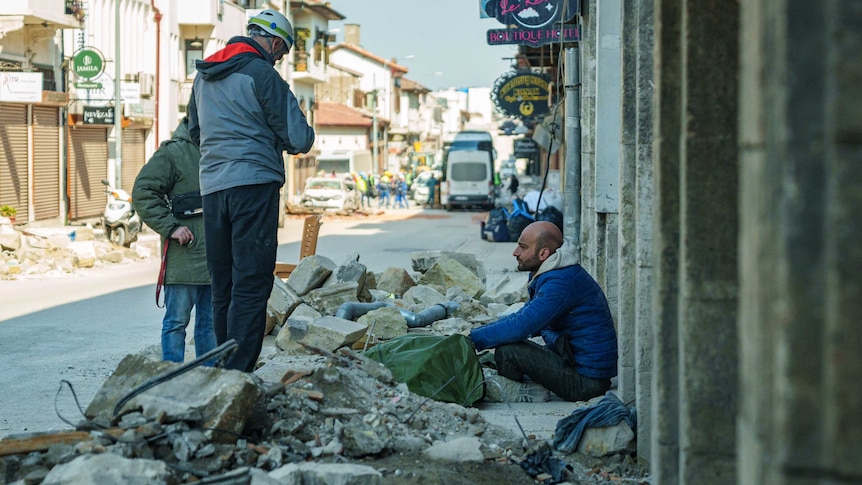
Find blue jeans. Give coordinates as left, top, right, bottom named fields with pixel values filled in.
left=378, top=189, right=390, bottom=208
left=161, top=284, right=216, bottom=365
left=203, top=182, right=280, bottom=372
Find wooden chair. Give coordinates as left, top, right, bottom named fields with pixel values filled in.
left=274, top=214, right=322, bottom=279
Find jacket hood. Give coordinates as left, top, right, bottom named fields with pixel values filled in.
left=169, top=117, right=194, bottom=145
left=533, top=240, right=580, bottom=278
left=195, top=37, right=271, bottom=81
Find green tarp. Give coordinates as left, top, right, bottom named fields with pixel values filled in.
left=364, top=334, right=484, bottom=406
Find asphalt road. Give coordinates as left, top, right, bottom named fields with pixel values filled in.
left=0, top=207, right=522, bottom=438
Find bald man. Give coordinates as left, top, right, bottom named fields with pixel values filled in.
left=470, top=221, right=618, bottom=402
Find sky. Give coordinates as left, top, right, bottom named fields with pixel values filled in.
left=326, top=0, right=518, bottom=91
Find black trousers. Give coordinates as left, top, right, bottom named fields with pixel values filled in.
left=202, top=182, right=280, bottom=372
left=494, top=340, right=611, bottom=402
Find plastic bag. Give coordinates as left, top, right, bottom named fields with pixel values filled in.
left=364, top=334, right=484, bottom=406
left=536, top=206, right=564, bottom=234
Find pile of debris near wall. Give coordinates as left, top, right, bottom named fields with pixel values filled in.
left=0, top=250, right=647, bottom=484
left=0, top=220, right=156, bottom=279
left=0, top=251, right=529, bottom=483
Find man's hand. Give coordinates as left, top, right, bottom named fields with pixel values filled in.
left=170, top=226, right=194, bottom=245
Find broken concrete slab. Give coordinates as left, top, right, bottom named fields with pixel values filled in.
left=423, top=436, right=484, bottom=462
left=41, top=453, right=172, bottom=484
left=85, top=354, right=262, bottom=443
left=357, top=307, right=408, bottom=340
left=402, top=284, right=447, bottom=308
left=411, top=250, right=485, bottom=282
left=286, top=254, right=337, bottom=296
left=303, top=281, right=360, bottom=316
left=480, top=275, right=528, bottom=306
left=417, top=256, right=484, bottom=299
left=266, top=276, right=303, bottom=334
left=578, top=422, right=636, bottom=457
left=275, top=315, right=367, bottom=354
left=269, top=462, right=383, bottom=484
left=375, top=267, right=415, bottom=296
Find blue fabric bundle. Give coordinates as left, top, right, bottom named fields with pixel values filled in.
left=552, top=392, right=637, bottom=453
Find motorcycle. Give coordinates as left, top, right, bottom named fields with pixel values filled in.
left=100, top=179, right=141, bottom=247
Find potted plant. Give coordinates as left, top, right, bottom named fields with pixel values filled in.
left=0, top=205, right=16, bottom=223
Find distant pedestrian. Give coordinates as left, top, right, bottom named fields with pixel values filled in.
left=426, top=172, right=438, bottom=207
left=132, top=117, right=216, bottom=365
left=377, top=175, right=391, bottom=209
left=394, top=178, right=409, bottom=209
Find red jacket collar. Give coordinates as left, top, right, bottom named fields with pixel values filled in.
left=204, top=43, right=260, bottom=63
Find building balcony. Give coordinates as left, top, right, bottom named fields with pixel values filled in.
left=0, top=0, right=81, bottom=30
left=291, top=38, right=329, bottom=85
left=177, top=0, right=221, bottom=26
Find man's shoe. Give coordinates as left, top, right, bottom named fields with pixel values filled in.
left=482, top=368, right=550, bottom=403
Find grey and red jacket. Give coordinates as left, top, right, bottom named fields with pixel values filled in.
left=470, top=241, right=619, bottom=380
left=188, top=36, right=314, bottom=195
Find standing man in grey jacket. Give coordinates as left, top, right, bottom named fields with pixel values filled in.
left=133, top=117, right=216, bottom=365
left=188, top=10, right=314, bottom=372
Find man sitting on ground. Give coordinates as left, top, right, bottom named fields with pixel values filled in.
left=470, top=221, right=618, bottom=402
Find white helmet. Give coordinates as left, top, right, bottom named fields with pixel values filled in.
left=248, top=10, right=294, bottom=50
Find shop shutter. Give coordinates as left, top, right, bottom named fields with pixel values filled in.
left=120, top=128, right=146, bottom=191
left=0, top=104, right=29, bottom=221
left=32, top=106, right=61, bottom=220
left=68, top=126, right=108, bottom=220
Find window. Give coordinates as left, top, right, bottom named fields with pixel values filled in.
left=451, top=163, right=488, bottom=182
left=185, top=39, right=203, bottom=79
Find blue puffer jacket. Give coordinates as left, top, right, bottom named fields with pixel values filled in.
left=188, top=36, right=314, bottom=195
left=470, top=241, right=618, bottom=379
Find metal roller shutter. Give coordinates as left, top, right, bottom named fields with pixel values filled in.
left=32, top=106, right=61, bottom=220
left=121, top=128, right=146, bottom=191
left=0, top=104, right=29, bottom=221
left=68, top=126, right=108, bottom=220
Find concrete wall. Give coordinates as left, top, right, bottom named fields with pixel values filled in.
left=737, top=1, right=862, bottom=483
left=492, top=0, right=860, bottom=482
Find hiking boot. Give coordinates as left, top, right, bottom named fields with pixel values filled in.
left=482, top=368, right=550, bottom=403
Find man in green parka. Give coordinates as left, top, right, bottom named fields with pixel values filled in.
left=132, top=117, right=216, bottom=364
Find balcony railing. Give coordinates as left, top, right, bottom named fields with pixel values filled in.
left=178, top=81, right=194, bottom=115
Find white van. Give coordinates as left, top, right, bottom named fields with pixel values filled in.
left=444, top=149, right=495, bottom=210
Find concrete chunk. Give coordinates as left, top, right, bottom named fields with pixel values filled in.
left=275, top=315, right=367, bottom=353
left=417, top=256, right=484, bottom=299
left=266, top=276, right=302, bottom=334
left=269, top=462, right=383, bottom=485
left=423, top=436, right=484, bottom=462
left=577, top=422, right=636, bottom=457
left=41, top=453, right=172, bottom=485
left=357, top=307, right=408, bottom=340
left=85, top=354, right=262, bottom=443
left=375, top=267, right=415, bottom=296
left=304, top=281, right=360, bottom=316
left=286, top=254, right=337, bottom=296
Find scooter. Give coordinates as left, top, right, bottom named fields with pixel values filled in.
left=100, top=179, right=141, bottom=247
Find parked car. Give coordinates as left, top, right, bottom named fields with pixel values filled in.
left=301, top=176, right=361, bottom=211
left=412, top=170, right=442, bottom=205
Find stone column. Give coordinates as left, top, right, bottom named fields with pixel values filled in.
left=618, top=0, right=639, bottom=406
left=677, top=1, right=740, bottom=481
left=634, top=0, right=654, bottom=464
left=650, top=0, right=683, bottom=482
left=738, top=1, right=862, bottom=483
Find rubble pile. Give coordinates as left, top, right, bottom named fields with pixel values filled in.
left=0, top=240, right=649, bottom=483
left=0, top=219, right=155, bottom=279
left=0, top=347, right=529, bottom=484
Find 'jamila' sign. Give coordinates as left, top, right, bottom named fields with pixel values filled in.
left=483, top=0, right=581, bottom=47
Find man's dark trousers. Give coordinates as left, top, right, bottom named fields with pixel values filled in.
left=495, top=340, right=611, bottom=402
left=203, top=182, right=280, bottom=372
